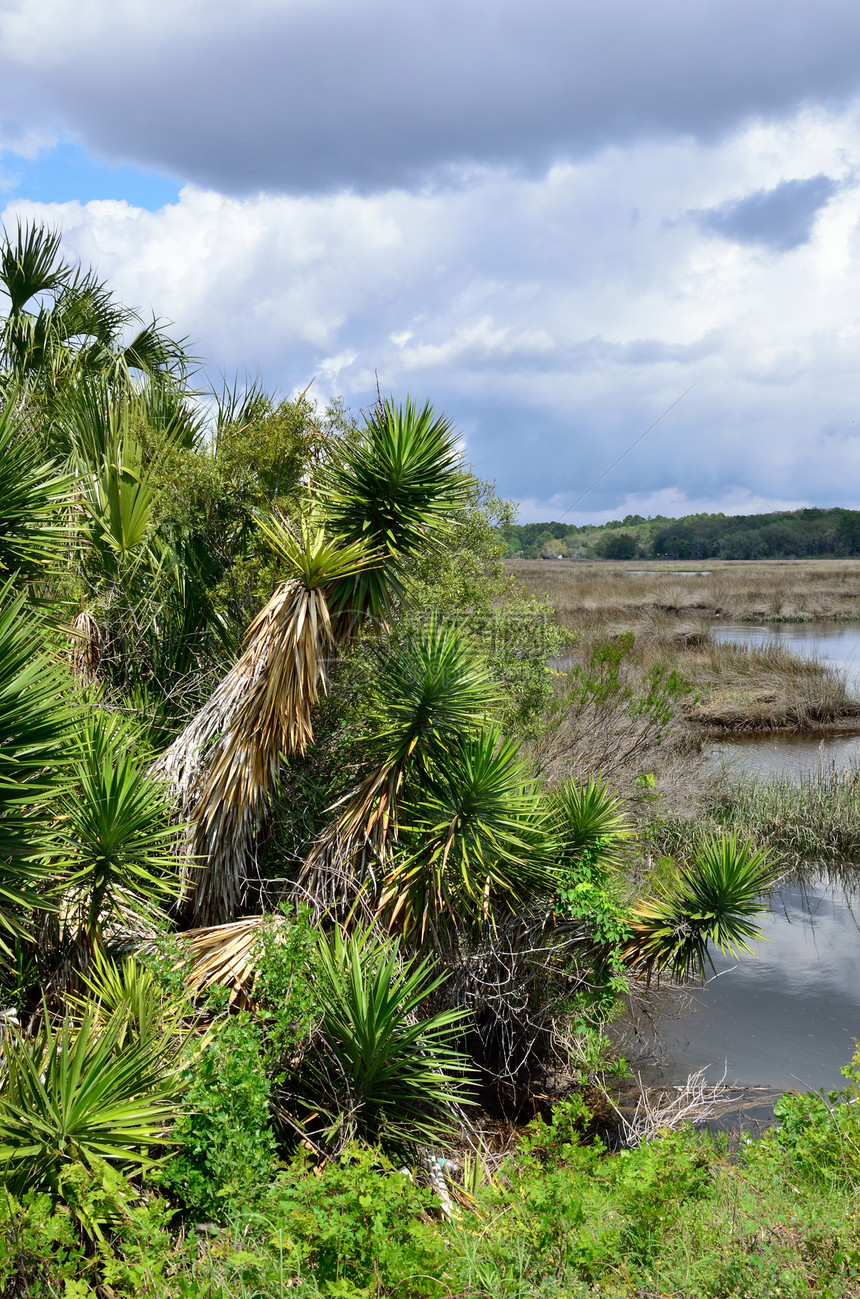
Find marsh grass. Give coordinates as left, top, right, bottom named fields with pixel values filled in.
left=534, top=560, right=860, bottom=733
left=645, top=764, right=860, bottom=875
left=511, top=557, right=860, bottom=625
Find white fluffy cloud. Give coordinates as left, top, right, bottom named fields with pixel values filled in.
left=5, top=100, right=860, bottom=519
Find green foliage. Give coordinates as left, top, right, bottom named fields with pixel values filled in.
left=0, top=220, right=186, bottom=410
left=251, top=904, right=321, bottom=1051
left=159, top=1011, right=278, bottom=1221
left=388, top=727, right=555, bottom=940
left=366, top=618, right=498, bottom=772
left=58, top=710, right=181, bottom=944
left=259, top=1145, right=448, bottom=1298
left=0, top=403, right=72, bottom=581
left=322, top=396, right=468, bottom=622
left=0, top=580, right=72, bottom=952
left=294, top=926, right=473, bottom=1156
left=501, top=503, right=860, bottom=560
left=628, top=833, right=779, bottom=983
left=0, top=1005, right=182, bottom=1208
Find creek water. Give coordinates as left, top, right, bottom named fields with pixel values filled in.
left=643, top=623, right=860, bottom=1107
left=707, top=622, right=860, bottom=781
left=630, top=876, right=860, bottom=1097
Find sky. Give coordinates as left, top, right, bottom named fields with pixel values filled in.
left=3, top=2, right=860, bottom=522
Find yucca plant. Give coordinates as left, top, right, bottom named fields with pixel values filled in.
left=58, top=710, right=181, bottom=950
left=151, top=521, right=378, bottom=925
left=0, top=1005, right=183, bottom=1203
left=380, top=727, right=556, bottom=944
left=322, top=397, right=468, bottom=626
left=625, top=833, right=779, bottom=984
left=305, top=619, right=498, bottom=899
left=155, top=400, right=467, bottom=926
left=291, top=925, right=473, bottom=1156
left=552, top=776, right=631, bottom=870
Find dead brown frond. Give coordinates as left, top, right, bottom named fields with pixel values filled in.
left=69, top=610, right=103, bottom=682
left=151, top=577, right=335, bottom=925
left=302, top=763, right=404, bottom=911
left=179, top=915, right=270, bottom=1004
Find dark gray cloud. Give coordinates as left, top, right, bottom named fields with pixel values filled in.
left=696, top=175, right=839, bottom=250
left=4, top=0, right=860, bottom=193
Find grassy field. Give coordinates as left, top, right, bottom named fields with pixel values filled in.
left=512, top=559, right=860, bottom=732
left=509, top=557, right=860, bottom=625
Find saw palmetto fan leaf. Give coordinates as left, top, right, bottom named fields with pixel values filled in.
left=625, top=833, right=779, bottom=984
left=151, top=524, right=378, bottom=925
left=0, top=579, right=73, bottom=953
left=304, top=619, right=498, bottom=901
left=0, top=403, right=73, bottom=581
left=380, top=727, right=556, bottom=944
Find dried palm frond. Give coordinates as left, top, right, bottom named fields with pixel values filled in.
left=152, top=525, right=378, bottom=927
left=179, top=915, right=270, bottom=1004
left=69, top=609, right=103, bottom=682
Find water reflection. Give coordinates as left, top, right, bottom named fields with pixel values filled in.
left=713, top=622, right=860, bottom=693
left=628, top=878, right=860, bottom=1092
left=708, top=622, right=860, bottom=780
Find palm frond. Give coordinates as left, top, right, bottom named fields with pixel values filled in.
left=0, top=403, right=73, bottom=580
left=58, top=710, right=181, bottom=947
left=178, top=915, right=268, bottom=1003
left=0, top=579, right=72, bottom=951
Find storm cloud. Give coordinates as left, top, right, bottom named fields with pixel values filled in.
left=3, top=0, right=860, bottom=193
left=3, top=2, right=860, bottom=521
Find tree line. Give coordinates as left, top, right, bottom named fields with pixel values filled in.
left=502, top=506, right=860, bottom=560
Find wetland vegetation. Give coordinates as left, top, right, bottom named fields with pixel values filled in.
left=4, top=222, right=860, bottom=1297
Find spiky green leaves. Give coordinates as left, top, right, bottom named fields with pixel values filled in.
left=0, top=1006, right=183, bottom=1202
left=258, top=513, right=381, bottom=590
left=383, top=728, right=555, bottom=942
left=296, top=926, right=473, bottom=1155
left=368, top=619, right=499, bottom=771
left=0, top=580, right=72, bottom=951
left=552, top=776, right=631, bottom=871
left=626, top=833, right=779, bottom=983
left=59, top=712, right=181, bottom=943
left=322, top=397, right=468, bottom=622
left=0, top=405, right=72, bottom=581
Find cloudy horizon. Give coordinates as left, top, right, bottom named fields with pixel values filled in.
left=3, top=0, right=860, bottom=523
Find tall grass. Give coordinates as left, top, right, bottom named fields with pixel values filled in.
left=646, top=766, right=860, bottom=875
left=512, top=557, right=860, bottom=625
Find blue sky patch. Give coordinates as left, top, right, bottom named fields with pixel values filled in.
left=0, top=140, right=181, bottom=211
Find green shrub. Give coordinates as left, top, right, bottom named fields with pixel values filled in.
left=260, top=1144, right=449, bottom=1298
left=158, top=1012, right=277, bottom=1221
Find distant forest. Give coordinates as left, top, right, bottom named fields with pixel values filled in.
left=500, top=507, right=860, bottom=561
